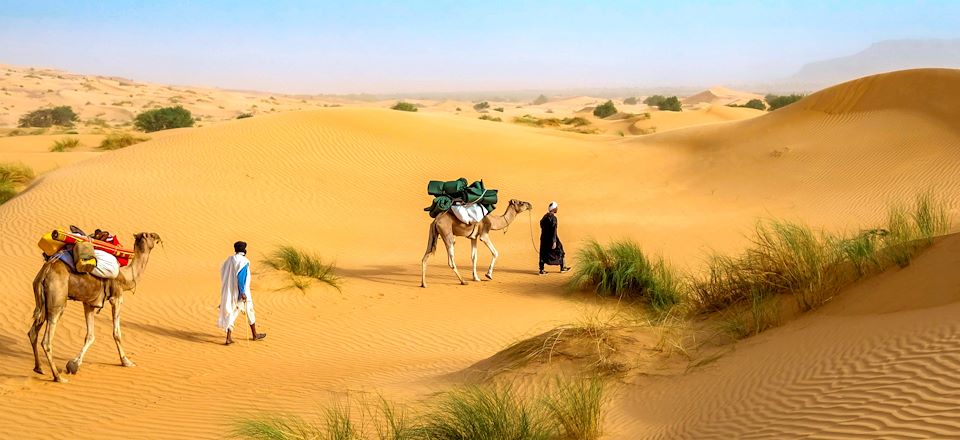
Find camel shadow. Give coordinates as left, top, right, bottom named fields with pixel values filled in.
left=123, top=321, right=222, bottom=345
left=336, top=264, right=420, bottom=286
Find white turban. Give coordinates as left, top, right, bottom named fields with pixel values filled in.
left=548, top=201, right=558, bottom=211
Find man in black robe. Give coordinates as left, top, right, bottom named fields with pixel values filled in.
left=539, top=201, right=571, bottom=274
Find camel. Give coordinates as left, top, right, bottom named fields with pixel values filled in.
left=421, top=199, right=532, bottom=287
left=28, top=232, right=161, bottom=383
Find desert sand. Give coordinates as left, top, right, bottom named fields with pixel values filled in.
left=1, top=68, right=960, bottom=438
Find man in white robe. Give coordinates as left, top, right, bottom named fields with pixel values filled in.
left=218, top=241, right=266, bottom=345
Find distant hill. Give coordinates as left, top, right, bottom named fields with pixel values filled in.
left=789, top=39, right=960, bottom=89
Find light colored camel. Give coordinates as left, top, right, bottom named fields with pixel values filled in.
left=421, top=199, right=532, bottom=287
left=28, top=232, right=161, bottom=383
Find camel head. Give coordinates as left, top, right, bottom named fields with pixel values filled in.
left=508, top=199, right=533, bottom=213
left=133, top=232, right=162, bottom=254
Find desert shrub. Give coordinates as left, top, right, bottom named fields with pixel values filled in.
left=657, top=96, right=681, bottom=112
left=18, top=106, right=78, bottom=127
left=493, top=107, right=504, bottom=112
left=133, top=105, right=194, bottom=132
left=0, top=163, right=35, bottom=204
left=765, top=93, right=806, bottom=111
left=264, top=245, right=341, bottom=292
left=643, top=95, right=666, bottom=107
left=561, top=117, right=590, bottom=127
left=236, top=113, right=254, bottom=119
left=513, top=115, right=560, bottom=127
left=50, top=137, right=80, bottom=152
left=478, top=115, right=502, bottom=122
left=473, top=101, right=490, bottom=111
left=391, top=101, right=418, bottom=112
left=98, top=133, right=149, bottom=151
left=623, top=97, right=638, bottom=105
left=532, top=94, right=549, bottom=105
left=592, top=101, right=618, bottom=119
left=569, top=240, right=684, bottom=313
left=741, top=99, right=766, bottom=110
left=84, top=117, right=109, bottom=127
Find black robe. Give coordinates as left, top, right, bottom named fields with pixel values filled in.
left=539, top=212, right=565, bottom=265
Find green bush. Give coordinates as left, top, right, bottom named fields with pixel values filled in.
left=657, top=96, right=681, bottom=112
left=236, top=113, right=254, bottom=119
left=741, top=99, right=766, bottom=111
left=473, top=101, right=490, bottom=111
left=423, top=385, right=552, bottom=440
left=592, top=100, right=618, bottom=119
left=391, top=101, right=418, bottom=112
left=493, top=107, right=504, bottom=112
left=133, top=106, right=195, bottom=132
left=561, top=117, right=590, bottom=127
left=569, top=240, right=683, bottom=313
left=50, top=137, right=81, bottom=152
left=623, top=97, right=638, bottom=105
left=478, top=115, right=502, bottom=122
left=264, top=246, right=341, bottom=292
left=532, top=94, right=549, bottom=105
left=18, top=106, right=78, bottom=127
left=98, top=133, right=150, bottom=151
left=643, top=95, right=666, bottom=107
left=765, top=93, right=806, bottom=111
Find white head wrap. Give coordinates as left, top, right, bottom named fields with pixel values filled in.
left=548, top=201, right=558, bottom=211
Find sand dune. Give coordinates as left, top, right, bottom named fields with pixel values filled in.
left=1, top=68, right=960, bottom=438
left=682, top=86, right=764, bottom=106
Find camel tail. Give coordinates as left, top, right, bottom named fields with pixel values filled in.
left=31, top=259, right=53, bottom=323
left=426, top=221, right=440, bottom=256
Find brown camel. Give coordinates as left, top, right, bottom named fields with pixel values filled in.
left=28, top=232, right=161, bottom=383
left=421, top=199, right=532, bottom=287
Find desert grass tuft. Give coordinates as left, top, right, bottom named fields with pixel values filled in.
left=421, top=384, right=552, bottom=440
left=233, top=415, right=324, bottom=440
left=0, top=162, right=35, bottom=204
left=264, top=245, right=341, bottom=292
left=98, top=132, right=149, bottom=150
left=541, top=377, right=606, bottom=440
left=50, top=137, right=80, bottom=152
left=569, top=239, right=683, bottom=313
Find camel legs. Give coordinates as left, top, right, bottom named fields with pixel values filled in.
left=66, top=304, right=97, bottom=375
left=41, top=305, right=67, bottom=383
left=110, top=296, right=136, bottom=367
left=441, top=233, right=467, bottom=285
left=28, top=315, right=44, bottom=374
left=480, top=234, right=499, bottom=280
left=470, top=238, right=481, bottom=281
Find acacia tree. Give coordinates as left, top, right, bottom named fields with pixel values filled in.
left=134, top=106, right=195, bottom=132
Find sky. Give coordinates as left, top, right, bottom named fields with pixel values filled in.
left=0, top=0, right=958, bottom=94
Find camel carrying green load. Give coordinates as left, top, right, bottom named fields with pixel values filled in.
left=424, top=178, right=498, bottom=218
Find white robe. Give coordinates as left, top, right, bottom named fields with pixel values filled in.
left=218, top=253, right=254, bottom=331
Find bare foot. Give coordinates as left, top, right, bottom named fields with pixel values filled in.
left=224, top=339, right=235, bottom=346
left=252, top=333, right=266, bottom=341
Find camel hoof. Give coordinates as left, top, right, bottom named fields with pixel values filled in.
left=65, top=359, right=80, bottom=375
left=54, top=375, right=68, bottom=383
left=420, top=283, right=427, bottom=288
left=460, top=281, right=468, bottom=285
left=472, top=277, right=481, bottom=282
left=485, top=274, right=493, bottom=280
left=33, top=367, right=43, bottom=375
left=121, top=357, right=136, bottom=367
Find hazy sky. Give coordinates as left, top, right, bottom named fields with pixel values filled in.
left=1, top=1, right=958, bottom=94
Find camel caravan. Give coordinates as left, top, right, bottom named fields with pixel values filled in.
left=30, top=227, right=161, bottom=383
left=24, top=179, right=530, bottom=382
left=421, top=178, right=532, bottom=287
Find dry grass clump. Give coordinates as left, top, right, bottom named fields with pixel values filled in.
left=234, top=379, right=606, bottom=440
left=50, top=137, right=80, bottom=152
left=263, top=246, right=341, bottom=293
left=98, top=132, right=149, bottom=150
left=0, top=162, right=35, bottom=204
left=691, top=192, right=950, bottom=337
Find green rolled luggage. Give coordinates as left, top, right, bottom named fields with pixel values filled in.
left=442, top=178, right=468, bottom=195
left=427, top=181, right=446, bottom=196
